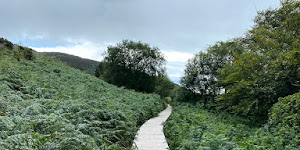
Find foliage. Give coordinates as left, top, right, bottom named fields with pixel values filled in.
left=0, top=38, right=14, bottom=50
left=170, top=86, right=200, bottom=103
left=179, top=0, right=300, bottom=121
left=217, top=52, right=273, bottom=122
left=218, top=0, right=300, bottom=119
left=181, top=53, right=216, bottom=94
left=181, top=52, right=218, bottom=107
left=164, top=101, right=300, bottom=150
left=0, top=39, right=36, bottom=61
left=15, top=46, right=36, bottom=61
left=96, top=40, right=166, bottom=93
left=249, top=0, right=300, bottom=54
left=207, top=38, right=245, bottom=65
left=0, top=43, right=167, bottom=149
left=268, top=92, right=300, bottom=147
left=95, top=61, right=107, bottom=79
left=180, top=38, right=246, bottom=107
left=154, top=73, right=175, bottom=98
left=40, top=52, right=100, bottom=75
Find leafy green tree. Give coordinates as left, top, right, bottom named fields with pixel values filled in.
left=207, top=38, right=246, bottom=94
left=180, top=39, right=245, bottom=107
left=248, top=0, right=300, bottom=55
left=181, top=52, right=218, bottom=107
left=98, top=40, right=166, bottom=93
left=248, top=0, right=300, bottom=99
left=217, top=52, right=273, bottom=120
left=217, top=0, right=300, bottom=121
left=207, top=38, right=245, bottom=67
left=95, top=61, right=107, bottom=78
left=154, top=73, right=175, bottom=98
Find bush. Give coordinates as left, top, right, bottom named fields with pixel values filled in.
left=268, top=92, right=300, bottom=147
left=14, top=46, right=36, bottom=61
left=0, top=38, right=14, bottom=50
left=170, top=86, right=201, bottom=102
left=269, top=92, right=300, bottom=128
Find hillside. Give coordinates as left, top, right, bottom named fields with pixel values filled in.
left=0, top=38, right=167, bottom=149
left=39, top=52, right=100, bottom=75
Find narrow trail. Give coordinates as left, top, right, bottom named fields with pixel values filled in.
left=133, top=105, right=172, bottom=150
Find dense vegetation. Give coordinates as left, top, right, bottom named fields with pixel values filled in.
left=165, top=0, right=300, bottom=149
left=164, top=101, right=299, bottom=150
left=0, top=38, right=167, bottom=149
left=96, top=40, right=174, bottom=97
left=40, top=52, right=100, bottom=75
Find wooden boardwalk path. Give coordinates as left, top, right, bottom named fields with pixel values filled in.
left=133, top=105, right=172, bottom=150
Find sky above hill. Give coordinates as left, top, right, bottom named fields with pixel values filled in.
left=1, top=0, right=281, bottom=84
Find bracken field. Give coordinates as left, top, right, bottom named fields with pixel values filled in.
left=164, top=99, right=300, bottom=150
left=0, top=42, right=167, bottom=150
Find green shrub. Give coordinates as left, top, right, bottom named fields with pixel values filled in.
left=268, top=92, right=300, bottom=147
left=269, top=92, right=300, bottom=129
left=171, top=86, right=200, bottom=102
left=0, top=38, right=14, bottom=50
left=14, top=46, right=36, bottom=61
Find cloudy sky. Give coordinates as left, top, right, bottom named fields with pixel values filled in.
left=1, top=0, right=281, bottom=84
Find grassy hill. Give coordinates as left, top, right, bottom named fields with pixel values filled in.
left=39, top=52, right=100, bottom=75
left=0, top=38, right=167, bottom=149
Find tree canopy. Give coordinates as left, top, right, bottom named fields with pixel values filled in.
left=96, top=40, right=168, bottom=94
left=179, top=0, right=300, bottom=122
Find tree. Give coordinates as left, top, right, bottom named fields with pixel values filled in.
left=207, top=38, right=246, bottom=94
left=181, top=52, right=219, bottom=107
left=180, top=39, right=245, bottom=107
left=247, top=0, right=300, bottom=99
left=177, top=0, right=299, bottom=125
left=154, top=73, right=175, bottom=98
left=217, top=0, right=300, bottom=121
left=95, top=61, right=107, bottom=78
left=217, top=52, right=272, bottom=119
left=97, top=40, right=166, bottom=93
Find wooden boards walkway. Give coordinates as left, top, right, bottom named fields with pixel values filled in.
left=133, top=105, right=172, bottom=150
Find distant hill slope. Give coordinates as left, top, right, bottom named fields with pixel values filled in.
left=0, top=38, right=167, bottom=149
left=39, top=52, right=100, bottom=75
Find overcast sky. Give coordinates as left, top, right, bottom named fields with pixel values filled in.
left=1, top=0, right=281, bottom=84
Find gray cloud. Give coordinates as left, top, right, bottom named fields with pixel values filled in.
left=0, top=0, right=281, bottom=83
left=1, top=0, right=280, bottom=49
